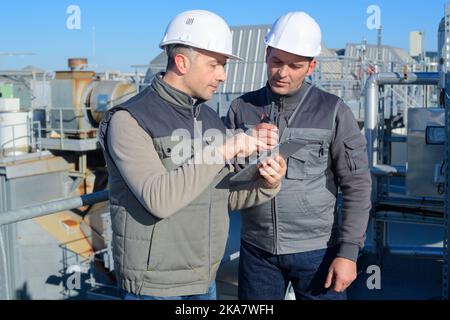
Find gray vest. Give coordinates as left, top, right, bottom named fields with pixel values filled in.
left=233, top=85, right=341, bottom=254
left=99, top=86, right=231, bottom=296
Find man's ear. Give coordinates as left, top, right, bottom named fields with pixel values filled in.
left=306, top=59, right=317, bottom=76
left=174, top=54, right=190, bottom=75
left=265, top=47, right=270, bottom=64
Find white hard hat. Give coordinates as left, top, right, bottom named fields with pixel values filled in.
left=159, top=10, right=241, bottom=60
left=264, top=12, right=322, bottom=57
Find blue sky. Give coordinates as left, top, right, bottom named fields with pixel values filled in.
left=0, top=0, right=446, bottom=72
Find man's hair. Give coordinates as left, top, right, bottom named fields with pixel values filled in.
left=165, top=44, right=198, bottom=71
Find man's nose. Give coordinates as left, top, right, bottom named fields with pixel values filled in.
left=217, top=65, right=226, bottom=82
left=277, top=65, right=288, bottom=78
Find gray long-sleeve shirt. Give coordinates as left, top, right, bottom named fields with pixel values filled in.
left=98, top=73, right=282, bottom=297
left=106, top=104, right=280, bottom=220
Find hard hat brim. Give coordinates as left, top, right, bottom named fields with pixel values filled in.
left=160, top=40, right=243, bottom=61
left=265, top=42, right=321, bottom=58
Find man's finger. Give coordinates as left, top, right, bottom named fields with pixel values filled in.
left=324, top=269, right=334, bottom=288
left=260, top=165, right=278, bottom=177
left=255, top=139, right=269, bottom=151
left=259, top=168, right=277, bottom=185
left=256, top=132, right=278, bottom=144
left=256, top=123, right=278, bottom=131
left=273, top=155, right=286, bottom=166
left=256, top=134, right=277, bottom=144
left=267, top=137, right=278, bottom=147
left=265, top=157, right=281, bottom=172
left=332, top=281, right=345, bottom=293
left=274, top=155, right=287, bottom=173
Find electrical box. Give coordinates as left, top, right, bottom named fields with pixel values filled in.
left=406, top=108, right=445, bottom=198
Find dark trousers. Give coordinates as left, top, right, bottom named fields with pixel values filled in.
left=238, top=240, right=347, bottom=300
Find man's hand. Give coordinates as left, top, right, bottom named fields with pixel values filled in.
left=251, top=123, right=278, bottom=150
left=218, top=132, right=268, bottom=161
left=258, top=155, right=287, bottom=188
left=324, top=257, right=357, bottom=293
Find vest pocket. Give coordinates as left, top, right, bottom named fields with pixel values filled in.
left=286, top=141, right=327, bottom=179
left=286, top=152, right=307, bottom=179
left=155, top=137, right=193, bottom=170
left=146, top=222, right=163, bottom=271
left=302, top=188, right=335, bottom=231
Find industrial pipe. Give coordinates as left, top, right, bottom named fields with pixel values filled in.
left=364, top=72, right=439, bottom=167
left=0, top=190, right=109, bottom=226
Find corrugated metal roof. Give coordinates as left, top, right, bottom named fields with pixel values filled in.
left=223, top=25, right=270, bottom=94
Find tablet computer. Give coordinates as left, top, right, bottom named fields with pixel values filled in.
left=229, top=139, right=307, bottom=183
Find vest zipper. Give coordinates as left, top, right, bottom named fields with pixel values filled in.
left=275, top=99, right=284, bottom=128
left=272, top=196, right=278, bottom=254
left=208, top=184, right=212, bottom=286
left=272, top=118, right=282, bottom=254
left=193, top=105, right=212, bottom=288
left=193, top=107, right=202, bottom=139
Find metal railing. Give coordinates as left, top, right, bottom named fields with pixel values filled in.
left=0, top=119, right=45, bottom=162
left=30, top=106, right=100, bottom=151
left=0, top=190, right=109, bottom=226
